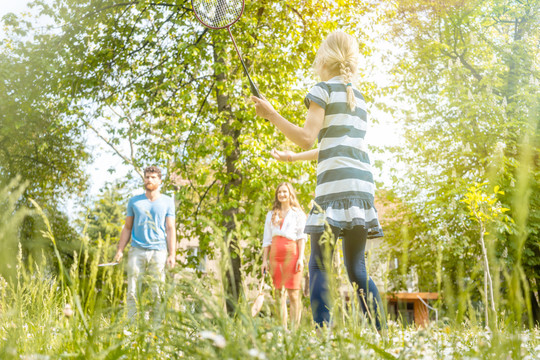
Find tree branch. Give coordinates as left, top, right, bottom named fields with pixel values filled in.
left=84, top=120, right=143, bottom=179
left=194, top=179, right=218, bottom=219
left=81, top=1, right=188, bottom=20
left=457, top=53, right=483, bottom=82
left=286, top=5, right=306, bottom=28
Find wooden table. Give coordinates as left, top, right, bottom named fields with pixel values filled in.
left=386, top=292, right=439, bottom=326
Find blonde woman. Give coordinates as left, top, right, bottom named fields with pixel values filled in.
left=262, top=182, right=306, bottom=329
left=253, top=31, right=385, bottom=330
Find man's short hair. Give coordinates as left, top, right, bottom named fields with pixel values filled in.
left=144, top=166, right=162, bottom=179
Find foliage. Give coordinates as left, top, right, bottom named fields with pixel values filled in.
left=375, top=190, right=434, bottom=292
left=0, top=179, right=83, bottom=281
left=0, top=178, right=29, bottom=280
left=16, top=0, right=382, bottom=305
left=80, top=182, right=127, bottom=244
left=461, top=182, right=512, bottom=324
left=1, top=210, right=539, bottom=359
left=1, top=0, right=537, bottom=331
left=0, top=9, right=92, bottom=280
left=461, top=183, right=511, bottom=227
left=0, top=11, right=89, bottom=204
left=377, top=0, right=539, bottom=323
left=21, top=204, right=83, bottom=272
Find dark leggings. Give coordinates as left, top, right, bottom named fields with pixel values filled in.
left=308, top=225, right=385, bottom=329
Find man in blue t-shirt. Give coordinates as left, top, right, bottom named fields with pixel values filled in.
left=113, top=166, right=176, bottom=318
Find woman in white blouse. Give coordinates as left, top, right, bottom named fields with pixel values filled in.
left=261, top=182, right=307, bottom=329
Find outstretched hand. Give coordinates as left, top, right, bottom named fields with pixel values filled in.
left=270, top=148, right=294, bottom=162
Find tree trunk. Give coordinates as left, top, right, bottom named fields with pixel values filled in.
left=528, top=277, right=540, bottom=326
left=221, top=129, right=243, bottom=314
left=214, top=44, right=243, bottom=315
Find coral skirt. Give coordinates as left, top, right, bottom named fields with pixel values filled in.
left=269, top=236, right=301, bottom=290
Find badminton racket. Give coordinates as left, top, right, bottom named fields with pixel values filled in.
left=191, top=0, right=261, bottom=98
left=98, top=262, right=119, bottom=267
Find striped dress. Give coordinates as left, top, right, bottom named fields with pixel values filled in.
left=303, top=76, right=383, bottom=239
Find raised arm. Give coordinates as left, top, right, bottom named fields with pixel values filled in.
left=252, top=97, right=325, bottom=150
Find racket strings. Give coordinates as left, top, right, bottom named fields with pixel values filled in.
left=192, top=0, right=244, bottom=28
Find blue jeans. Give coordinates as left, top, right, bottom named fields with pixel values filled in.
left=309, top=225, right=385, bottom=329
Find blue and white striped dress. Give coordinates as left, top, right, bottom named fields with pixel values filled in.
left=303, top=76, right=383, bottom=239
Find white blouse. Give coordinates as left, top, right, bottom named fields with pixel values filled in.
left=262, top=208, right=307, bottom=248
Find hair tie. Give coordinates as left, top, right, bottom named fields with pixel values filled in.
left=346, top=82, right=352, bottom=87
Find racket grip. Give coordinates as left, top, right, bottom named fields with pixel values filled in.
left=236, top=48, right=261, bottom=97
left=249, top=78, right=261, bottom=98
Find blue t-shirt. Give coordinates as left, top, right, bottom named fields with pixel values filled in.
left=127, top=193, right=175, bottom=251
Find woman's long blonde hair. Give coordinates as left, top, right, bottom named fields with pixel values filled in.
left=271, top=182, right=302, bottom=226
left=313, top=31, right=359, bottom=111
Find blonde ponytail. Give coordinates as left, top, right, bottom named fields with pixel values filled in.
left=341, top=63, right=356, bottom=111
left=314, top=31, right=359, bottom=111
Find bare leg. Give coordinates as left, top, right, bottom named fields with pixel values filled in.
left=287, top=288, right=301, bottom=329
left=279, top=288, right=288, bottom=330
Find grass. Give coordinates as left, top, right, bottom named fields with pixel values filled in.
left=1, top=174, right=539, bottom=359
left=1, top=230, right=539, bottom=360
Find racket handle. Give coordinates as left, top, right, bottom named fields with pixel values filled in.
left=248, top=76, right=261, bottom=98
left=238, top=52, right=260, bottom=98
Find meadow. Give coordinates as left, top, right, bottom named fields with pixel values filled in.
left=1, top=1, right=538, bottom=359
left=1, top=219, right=538, bottom=360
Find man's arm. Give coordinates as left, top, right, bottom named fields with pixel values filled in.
left=114, top=216, right=134, bottom=262
left=165, top=216, right=176, bottom=268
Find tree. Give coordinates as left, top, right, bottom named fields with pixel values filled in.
left=25, top=0, right=379, bottom=311
left=0, top=11, right=92, bottom=276
left=0, top=11, right=89, bottom=203
left=462, top=183, right=512, bottom=325
left=379, top=0, right=539, bottom=323
left=82, top=182, right=126, bottom=244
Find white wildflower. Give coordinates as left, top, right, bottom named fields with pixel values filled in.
left=247, top=348, right=266, bottom=360
left=199, top=330, right=226, bottom=348
left=20, top=355, right=50, bottom=360
left=63, top=303, right=74, bottom=318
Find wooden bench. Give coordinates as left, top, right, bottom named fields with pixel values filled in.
left=386, top=292, right=439, bottom=326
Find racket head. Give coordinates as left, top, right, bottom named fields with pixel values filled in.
left=191, top=0, right=245, bottom=30
left=98, top=262, right=119, bottom=267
